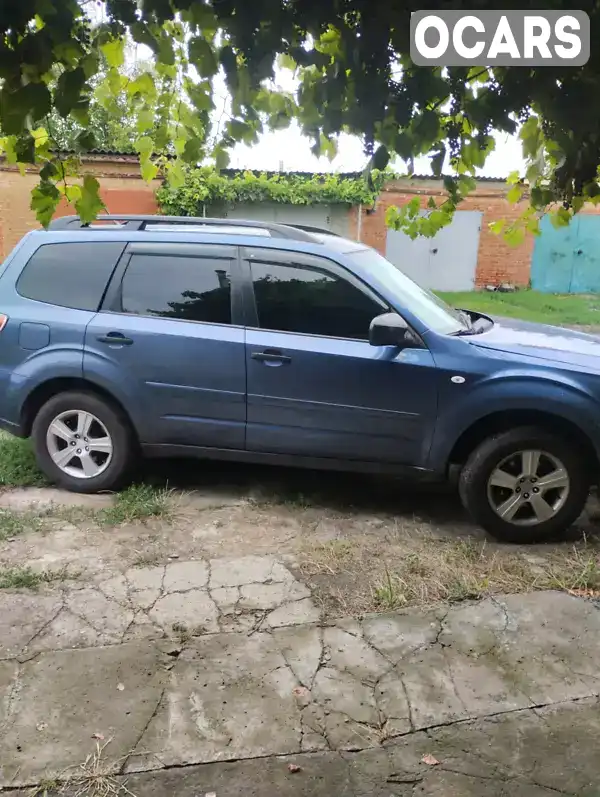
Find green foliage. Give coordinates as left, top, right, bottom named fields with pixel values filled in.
left=3, top=1, right=600, bottom=240
left=157, top=168, right=379, bottom=214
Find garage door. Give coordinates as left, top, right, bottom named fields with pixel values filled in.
left=385, top=210, right=482, bottom=291
left=531, top=214, right=600, bottom=293
left=210, top=202, right=351, bottom=237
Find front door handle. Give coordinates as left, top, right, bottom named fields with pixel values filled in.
left=97, top=333, right=134, bottom=346
left=251, top=349, right=291, bottom=365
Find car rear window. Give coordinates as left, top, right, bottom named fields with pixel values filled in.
left=16, top=242, right=125, bottom=311
left=119, top=252, right=232, bottom=325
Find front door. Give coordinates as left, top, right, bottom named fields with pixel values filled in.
left=84, top=242, right=246, bottom=448
left=242, top=247, right=438, bottom=465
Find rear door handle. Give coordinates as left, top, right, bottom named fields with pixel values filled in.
left=97, top=333, right=134, bottom=346
left=251, top=349, right=291, bottom=365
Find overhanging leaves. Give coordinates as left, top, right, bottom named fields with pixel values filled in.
left=2, top=0, right=600, bottom=239
left=75, top=175, right=105, bottom=223
left=188, top=37, right=219, bottom=78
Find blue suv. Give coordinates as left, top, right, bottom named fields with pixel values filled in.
left=0, top=213, right=598, bottom=543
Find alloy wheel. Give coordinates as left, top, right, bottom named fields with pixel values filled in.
left=486, top=449, right=570, bottom=526
left=46, top=409, right=113, bottom=479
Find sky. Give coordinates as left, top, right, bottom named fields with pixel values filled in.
left=124, top=26, right=527, bottom=180
left=228, top=124, right=526, bottom=178
left=221, top=65, right=527, bottom=178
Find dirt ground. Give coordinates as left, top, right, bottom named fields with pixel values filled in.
left=1, top=457, right=599, bottom=620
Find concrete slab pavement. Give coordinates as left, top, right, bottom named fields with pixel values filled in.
left=2, top=554, right=600, bottom=793
left=118, top=697, right=600, bottom=796
left=0, top=555, right=320, bottom=658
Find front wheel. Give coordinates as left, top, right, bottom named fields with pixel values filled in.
left=31, top=391, right=135, bottom=493
left=459, top=426, right=591, bottom=544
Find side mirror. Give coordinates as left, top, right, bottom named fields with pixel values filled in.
left=369, top=312, right=421, bottom=348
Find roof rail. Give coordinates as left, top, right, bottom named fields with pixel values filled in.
left=286, top=223, right=341, bottom=237
left=47, top=214, right=319, bottom=242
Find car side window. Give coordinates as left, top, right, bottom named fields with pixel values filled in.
left=248, top=258, right=384, bottom=340
left=118, top=253, right=232, bottom=325
left=16, top=242, right=125, bottom=311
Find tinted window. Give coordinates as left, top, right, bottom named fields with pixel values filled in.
left=120, top=254, right=231, bottom=324
left=250, top=260, right=383, bottom=339
left=17, top=242, right=124, bottom=311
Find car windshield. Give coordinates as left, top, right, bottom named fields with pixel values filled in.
left=348, top=248, right=467, bottom=335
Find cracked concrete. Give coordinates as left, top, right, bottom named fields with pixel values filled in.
left=70, top=697, right=595, bottom=796
left=2, top=572, right=600, bottom=791
left=0, top=556, right=320, bottom=659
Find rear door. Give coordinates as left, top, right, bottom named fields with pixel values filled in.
left=84, top=241, right=246, bottom=448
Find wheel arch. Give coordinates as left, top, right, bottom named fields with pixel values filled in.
left=21, top=376, right=138, bottom=441
left=448, top=409, right=599, bottom=474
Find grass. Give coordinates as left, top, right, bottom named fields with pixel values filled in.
left=0, top=508, right=46, bottom=540
left=99, top=484, right=173, bottom=526
left=300, top=532, right=600, bottom=616
left=0, top=564, right=76, bottom=589
left=0, top=433, right=47, bottom=487
left=436, top=289, right=600, bottom=327
left=0, top=484, right=173, bottom=542
left=0, top=436, right=173, bottom=528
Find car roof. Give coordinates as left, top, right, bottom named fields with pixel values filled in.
left=45, top=214, right=365, bottom=255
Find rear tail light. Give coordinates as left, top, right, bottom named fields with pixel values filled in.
left=0, top=315, right=9, bottom=332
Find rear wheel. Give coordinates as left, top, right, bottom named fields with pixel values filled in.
left=459, top=426, right=591, bottom=543
left=32, top=391, right=135, bottom=493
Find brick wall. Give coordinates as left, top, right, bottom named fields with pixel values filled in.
left=348, top=178, right=535, bottom=288
left=3, top=161, right=599, bottom=291
left=0, top=155, right=159, bottom=259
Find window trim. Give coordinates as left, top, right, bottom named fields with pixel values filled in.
left=240, top=246, right=408, bottom=343
left=15, top=241, right=126, bottom=312
left=99, top=242, right=244, bottom=328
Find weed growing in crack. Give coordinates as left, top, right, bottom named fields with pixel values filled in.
left=0, top=508, right=46, bottom=540
left=372, top=565, right=407, bottom=610
left=27, top=779, right=60, bottom=796
left=248, top=486, right=316, bottom=510
left=0, top=504, right=103, bottom=540
left=50, top=505, right=101, bottom=527
left=100, top=485, right=173, bottom=526
left=282, top=491, right=313, bottom=509
left=0, top=565, right=78, bottom=590
left=171, top=621, right=206, bottom=643
left=28, top=738, right=138, bottom=796
left=131, top=553, right=163, bottom=568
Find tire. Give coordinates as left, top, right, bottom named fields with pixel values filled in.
left=458, top=426, right=590, bottom=544
left=31, top=391, right=136, bottom=493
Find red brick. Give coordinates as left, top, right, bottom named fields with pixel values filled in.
left=0, top=158, right=159, bottom=259
left=348, top=179, right=600, bottom=288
